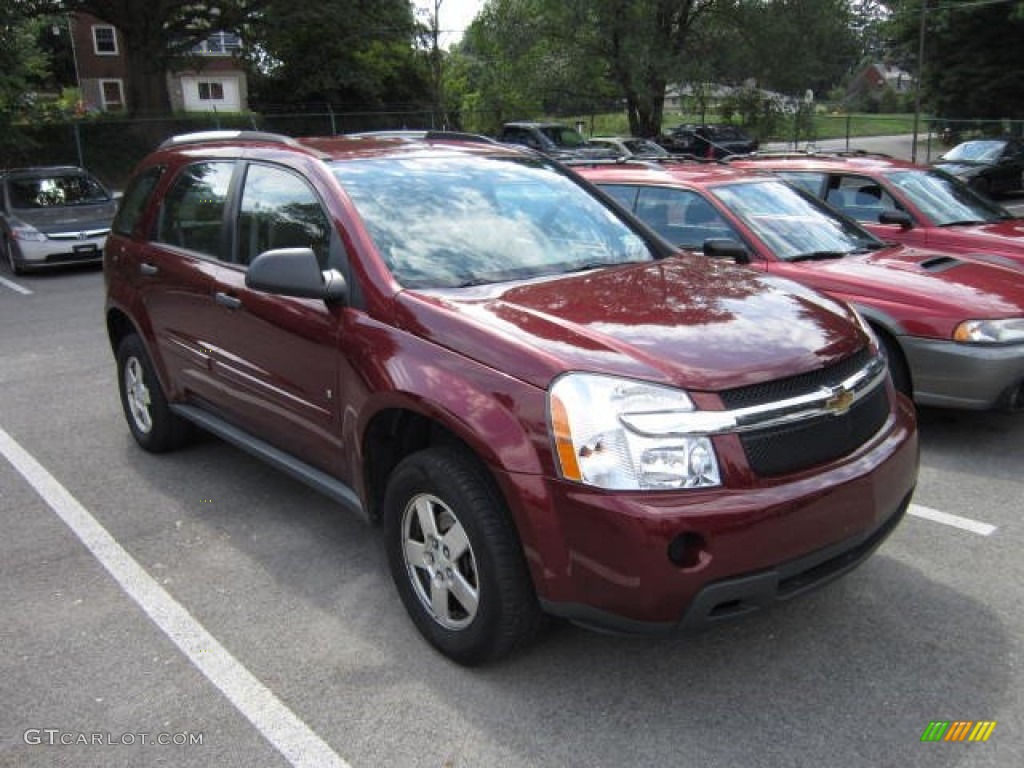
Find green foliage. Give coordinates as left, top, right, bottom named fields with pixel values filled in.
left=246, top=0, right=429, bottom=108
left=892, top=0, right=1024, bottom=119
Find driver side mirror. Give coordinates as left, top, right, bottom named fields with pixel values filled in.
left=878, top=210, right=914, bottom=230
left=704, top=238, right=750, bottom=265
left=246, top=247, right=348, bottom=303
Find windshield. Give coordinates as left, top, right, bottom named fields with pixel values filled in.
left=711, top=180, right=881, bottom=261
left=333, top=154, right=652, bottom=288
left=7, top=172, right=110, bottom=209
left=941, top=141, right=1005, bottom=164
left=540, top=126, right=587, bottom=148
left=887, top=169, right=1010, bottom=225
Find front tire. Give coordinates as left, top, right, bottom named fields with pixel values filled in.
left=116, top=334, right=191, bottom=452
left=383, top=447, right=541, bottom=665
left=4, top=237, right=24, bottom=275
left=878, top=331, right=912, bottom=400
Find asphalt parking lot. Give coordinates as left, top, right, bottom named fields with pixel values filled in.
left=1, top=244, right=1022, bottom=767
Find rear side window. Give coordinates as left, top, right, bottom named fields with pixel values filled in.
left=154, top=161, right=235, bottom=257
left=112, top=166, right=163, bottom=236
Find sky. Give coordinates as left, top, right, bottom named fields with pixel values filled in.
left=412, top=0, right=485, bottom=48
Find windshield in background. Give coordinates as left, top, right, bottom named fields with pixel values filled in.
left=7, top=172, right=110, bottom=209
left=941, top=141, right=1004, bottom=164
left=888, top=169, right=1009, bottom=225
left=712, top=180, right=880, bottom=261
left=333, top=155, right=652, bottom=288
left=540, top=126, right=587, bottom=148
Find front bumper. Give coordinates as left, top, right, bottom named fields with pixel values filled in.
left=10, top=235, right=106, bottom=269
left=497, top=393, right=918, bottom=633
left=901, top=335, right=1024, bottom=410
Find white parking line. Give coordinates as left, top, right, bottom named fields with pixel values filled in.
left=0, top=275, right=32, bottom=295
left=908, top=503, right=997, bottom=536
left=0, top=426, right=350, bottom=768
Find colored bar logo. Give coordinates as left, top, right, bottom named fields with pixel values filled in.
left=921, top=721, right=997, bottom=742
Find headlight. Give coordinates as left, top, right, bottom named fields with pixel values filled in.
left=549, top=373, right=721, bottom=491
left=11, top=224, right=47, bottom=242
left=953, top=318, right=1024, bottom=344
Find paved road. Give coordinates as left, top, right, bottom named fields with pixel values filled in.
left=1, top=266, right=1022, bottom=768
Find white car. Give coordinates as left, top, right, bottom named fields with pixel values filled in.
left=589, top=136, right=670, bottom=157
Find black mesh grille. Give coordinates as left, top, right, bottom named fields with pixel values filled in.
left=720, top=348, right=891, bottom=477
left=720, top=347, right=873, bottom=409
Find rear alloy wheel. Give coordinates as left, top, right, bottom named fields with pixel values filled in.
left=383, top=447, right=541, bottom=665
left=116, top=334, right=191, bottom=452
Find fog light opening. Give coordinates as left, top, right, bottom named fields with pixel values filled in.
left=667, top=531, right=707, bottom=569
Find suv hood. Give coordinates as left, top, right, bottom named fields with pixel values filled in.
left=396, top=258, right=866, bottom=392
left=789, top=245, right=1024, bottom=315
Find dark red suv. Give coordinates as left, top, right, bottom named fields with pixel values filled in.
left=104, top=131, right=918, bottom=664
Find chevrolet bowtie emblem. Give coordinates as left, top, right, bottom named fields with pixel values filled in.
left=825, top=385, right=855, bottom=415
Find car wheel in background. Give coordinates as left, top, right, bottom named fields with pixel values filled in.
left=4, top=238, right=24, bottom=275
left=878, top=331, right=912, bottom=400
left=383, top=447, right=542, bottom=665
left=116, top=334, right=191, bottom=452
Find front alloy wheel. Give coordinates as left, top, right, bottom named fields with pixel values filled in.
left=401, top=492, right=480, bottom=630
left=383, top=447, right=541, bottom=665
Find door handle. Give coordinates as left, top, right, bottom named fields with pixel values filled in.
left=140, top=263, right=158, bottom=276
left=215, top=291, right=242, bottom=310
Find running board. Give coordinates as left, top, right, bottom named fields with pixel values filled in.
left=171, top=404, right=367, bottom=521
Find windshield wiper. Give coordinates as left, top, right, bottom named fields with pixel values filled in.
left=788, top=250, right=849, bottom=262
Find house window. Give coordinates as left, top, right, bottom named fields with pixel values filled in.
left=197, top=82, right=225, bottom=101
left=100, top=79, right=125, bottom=111
left=93, top=25, right=118, bottom=55
left=193, top=31, right=242, bottom=55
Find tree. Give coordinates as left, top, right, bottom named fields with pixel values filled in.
left=245, top=0, right=427, bottom=109
left=30, top=1, right=267, bottom=115
left=1, top=2, right=50, bottom=153
left=893, top=0, right=1024, bottom=120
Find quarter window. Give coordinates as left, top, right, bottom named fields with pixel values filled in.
left=236, top=165, right=331, bottom=267
left=113, top=167, right=164, bottom=237
left=155, top=162, right=235, bottom=258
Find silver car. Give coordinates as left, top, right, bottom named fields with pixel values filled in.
left=1, top=166, right=117, bottom=274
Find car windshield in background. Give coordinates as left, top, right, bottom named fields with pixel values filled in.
left=7, top=172, right=110, bottom=209
left=624, top=139, right=669, bottom=156
left=941, top=140, right=1005, bottom=164
left=333, top=155, right=652, bottom=289
left=540, top=126, right=587, bottom=148
left=887, top=169, right=1011, bottom=226
left=711, top=180, right=880, bottom=261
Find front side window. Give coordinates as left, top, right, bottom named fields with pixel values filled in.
left=236, top=164, right=331, bottom=267
left=333, top=155, right=652, bottom=289
left=820, top=175, right=900, bottom=223
left=154, top=161, right=235, bottom=258
left=93, top=25, right=118, bottom=55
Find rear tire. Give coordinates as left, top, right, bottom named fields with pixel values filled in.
left=383, top=447, right=541, bottom=665
left=116, top=334, right=191, bottom=452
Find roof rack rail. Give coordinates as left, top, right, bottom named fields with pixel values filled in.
left=346, top=129, right=497, bottom=144
left=724, top=148, right=893, bottom=162
left=158, top=130, right=297, bottom=150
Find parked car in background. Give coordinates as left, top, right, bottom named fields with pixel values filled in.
left=573, top=159, right=1024, bottom=411
left=1, top=165, right=116, bottom=274
left=658, top=124, right=759, bottom=158
left=497, top=121, right=617, bottom=160
left=104, top=130, right=918, bottom=664
left=588, top=136, right=670, bottom=157
left=933, top=138, right=1024, bottom=196
left=728, top=151, right=1024, bottom=272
